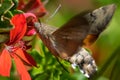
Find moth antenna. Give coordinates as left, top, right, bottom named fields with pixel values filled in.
left=46, top=4, right=61, bottom=22
left=56, top=58, right=69, bottom=73
left=43, top=0, right=49, bottom=5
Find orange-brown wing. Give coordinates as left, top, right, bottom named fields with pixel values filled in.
left=83, top=34, right=98, bottom=48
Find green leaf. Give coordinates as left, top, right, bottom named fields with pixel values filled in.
left=11, top=10, right=23, bottom=15
left=10, top=0, right=18, bottom=10
left=0, top=76, right=9, bottom=80
left=60, top=71, right=77, bottom=80
left=0, top=34, right=9, bottom=43
left=110, top=61, right=120, bottom=80
left=52, top=70, right=61, bottom=80
left=97, top=77, right=109, bottom=80
left=0, top=19, right=13, bottom=32
left=30, top=49, right=43, bottom=64
left=0, top=0, right=14, bottom=16
left=29, top=67, right=44, bottom=78
left=33, top=72, right=49, bottom=80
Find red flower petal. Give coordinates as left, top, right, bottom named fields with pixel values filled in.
left=24, top=13, right=37, bottom=19
left=15, top=48, right=37, bottom=67
left=0, top=49, right=11, bottom=77
left=17, top=0, right=25, bottom=9
left=10, top=14, right=27, bottom=44
left=29, top=0, right=42, bottom=9
left=31, top=0, right=46, bottom=17
left=28, top=5, right=46, bottom=17
left=24, top=13, right=37, bottom=26
left=23, top=13, right=37, bottom=36
left=13, top=54, right=31, bottom=80
left=26, top=28, right=36, bottom=36
left=19, top=0, right=46, bottom=17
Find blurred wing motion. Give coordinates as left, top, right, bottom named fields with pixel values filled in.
left=34, top=4, right=116, bottom=78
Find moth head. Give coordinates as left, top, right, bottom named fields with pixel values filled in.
left=85, top=4, right=116, bottom=35
left=34, top=22, right=41, bottom=29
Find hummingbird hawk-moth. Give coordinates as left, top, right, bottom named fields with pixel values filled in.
left=34, top=4, right=116, bottom=78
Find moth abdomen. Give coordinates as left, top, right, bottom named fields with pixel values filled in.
left=68, top=48, right=97, bottom=78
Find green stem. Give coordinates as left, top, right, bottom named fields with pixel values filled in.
left=7, top=11, right=13, bottom=17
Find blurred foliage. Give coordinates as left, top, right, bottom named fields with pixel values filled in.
left=0, top=0, right=120, bottom=80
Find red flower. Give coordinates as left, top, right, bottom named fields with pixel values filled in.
left=24, top=13, right=37, bottom=36
left=18, top=0, right=46, bottom=17
left=0, top=14, right=37, bottom=80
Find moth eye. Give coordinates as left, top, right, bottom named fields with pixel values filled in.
left=89, top=13, right=96, bottom=24
left=90, top=12, right=96, bottom=18
left=90, top=13, right=94, bottom=17
left=101, top=7, right=106, bottom=14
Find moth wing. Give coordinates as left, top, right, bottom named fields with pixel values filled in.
left=52, top=4, right=116, bottom=58
left=52, top=13, right=90, bottom=58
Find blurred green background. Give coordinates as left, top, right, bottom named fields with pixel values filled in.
left=1, top=0, right=120, bottom=80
